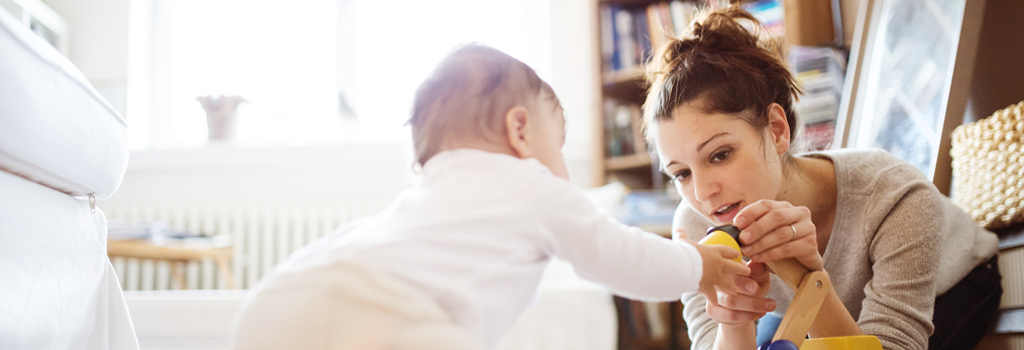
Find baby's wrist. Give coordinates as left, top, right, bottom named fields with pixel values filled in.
left=718, top=322, right=755, bottom=335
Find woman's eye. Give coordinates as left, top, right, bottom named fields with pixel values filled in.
left=710, top=149, right=732, bottom=163
left=672, top=169, right=691, bottom=182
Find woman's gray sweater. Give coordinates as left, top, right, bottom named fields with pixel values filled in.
left=676, top=149, right=998, bottom=350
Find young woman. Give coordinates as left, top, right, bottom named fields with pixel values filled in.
left=643, top=7, right=1001, bottom=350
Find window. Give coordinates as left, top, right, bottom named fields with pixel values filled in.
left=127, top=0, right=550, bottom=150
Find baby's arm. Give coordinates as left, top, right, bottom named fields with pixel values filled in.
left=688, top=239, right=747, bottom=304
left=538, top=182, right=747, bottom=301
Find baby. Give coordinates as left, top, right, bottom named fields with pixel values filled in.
left=228, top=44, right=748, bottom=350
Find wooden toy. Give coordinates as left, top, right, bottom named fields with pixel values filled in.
left=700, top=225, right=883, bottom=350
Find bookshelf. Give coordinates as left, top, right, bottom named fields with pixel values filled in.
left=591, top=0, right=841, bottom=190
left=589, top=0, right=842, bottom=348
left=590, top=2, right=711, bottom=348
left=592, top=0, right=666, bottom=191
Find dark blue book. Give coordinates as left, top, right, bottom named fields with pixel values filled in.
left=606, top=4, right=622, bottom=71
left=633, top=8, right=653, bottom=65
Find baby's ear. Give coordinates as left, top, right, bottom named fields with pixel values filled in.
left=504, top=106, right=531, bottom=158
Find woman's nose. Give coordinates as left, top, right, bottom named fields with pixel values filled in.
left=692, top=173, right=719, bottom=203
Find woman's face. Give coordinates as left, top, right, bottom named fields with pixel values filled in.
left=654, top=103, right=786, bottom=226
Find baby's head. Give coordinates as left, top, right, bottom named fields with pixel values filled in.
left=408, top=44, right=568, bottom=179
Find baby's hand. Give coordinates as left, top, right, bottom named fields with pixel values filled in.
left=683, top=238, right=750, bottom=304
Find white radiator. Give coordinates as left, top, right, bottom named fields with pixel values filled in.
left=104, top=201, right=388, bottom=291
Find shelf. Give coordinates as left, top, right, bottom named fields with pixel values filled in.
left=603, top=69, right=646, bottom=85
left=602, top=70, right=648, bottom=104
left=598, top=0, right=665, bottom=6
left=605, top=153, right=653, bottom=170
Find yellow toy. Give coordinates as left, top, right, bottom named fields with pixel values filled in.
left=697, top=225, right=743, bottom=263
left=700, top=225, right=883, bottom=350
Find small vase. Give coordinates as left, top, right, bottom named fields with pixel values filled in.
left=197, top=95, right=246, bottom=141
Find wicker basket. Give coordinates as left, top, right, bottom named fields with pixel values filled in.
left=951, top=101, right=1024, bottom=230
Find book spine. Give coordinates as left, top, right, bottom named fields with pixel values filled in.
left=614, top=8, right=637, bottom=72
left=643, top=301, right=671, bottom=341
left=657, top=2, right=675, bottom=39
left=669, top=1, right=696, bottom=37
left=630, top=300, right=650, bottom=339
left=600, top=5, right=617, bottom=73
left=629, top=104, right=646, bottom=155
left=603, top=98, right=643, bottom=158
left=633, top=9, right=652, bottom=65
left=646, top=5, right=665, bottom=56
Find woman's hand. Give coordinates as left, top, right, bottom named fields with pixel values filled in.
left=705, top=261, right=775, bottom=325
left=733, top=199, right=824, bottom=271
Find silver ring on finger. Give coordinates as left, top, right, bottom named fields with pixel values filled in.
left=789, top=225, right=797, bottom=241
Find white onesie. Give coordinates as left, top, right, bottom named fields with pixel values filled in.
left=231, top=149, right=704, bottom=349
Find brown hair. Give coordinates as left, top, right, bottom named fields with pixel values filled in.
left=407, top=44, right=553, bottom=167
left=643, top=6, right=801, bottom=150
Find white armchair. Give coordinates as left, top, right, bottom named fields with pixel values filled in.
left=0, top=9, right=136, bottom=350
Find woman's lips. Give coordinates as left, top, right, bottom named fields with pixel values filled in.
left=712, top=202, right=740, bottom=224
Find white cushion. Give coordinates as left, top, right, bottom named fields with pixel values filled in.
left=0, top=9, right=128, bottom=199
left=0, top=170, right=138, bottom=349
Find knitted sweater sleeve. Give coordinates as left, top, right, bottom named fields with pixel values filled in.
left=856, top=183, right=943, bottom=350
left=674, top=206, right=721, bottom=350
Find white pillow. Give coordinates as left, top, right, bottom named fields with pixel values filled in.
left=0, top=9, right=128, bottom=199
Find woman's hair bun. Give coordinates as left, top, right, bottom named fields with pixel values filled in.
left=643, top=5, right=800, bottom=149
left=650, top=6, right=779, bottom=81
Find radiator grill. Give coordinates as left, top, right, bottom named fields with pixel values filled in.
left=104, top=201, right=385, bottom=290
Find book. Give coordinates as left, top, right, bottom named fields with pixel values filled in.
left=743, top=0, right=785, bottom=38
left=643, top=301, right=671, bottom=340
left=646, top=3, right=674, bottom=55
left=803, top=120, right=836, bottom=151
left=669, top=1, right=696, bottom=37
left=107, top=220, right=166, bottom=241
left=633, top=8, right=653, bottom=65
left=656, top=2, right=675, bottom=39
left=614, top=8, right=637, bottom=72
left=107, top=219, right=231, bottom=249
left=614, top=297, right=642, bottom=339
left=788, top=46, right=847, bottom=145
left=617, top=189, right=681, bottom=235
left=602, top=1, right=717, bottom=77
left=604, top=98, right=641, bottom=158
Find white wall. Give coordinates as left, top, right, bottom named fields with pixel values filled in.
left=42, top=0, right=129, bottom=116
left=104, top=144, right=415, bottom=207
left=548, top=0, right=596, bottom=187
